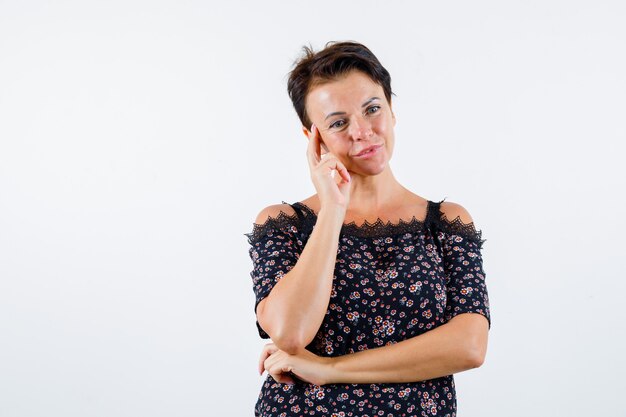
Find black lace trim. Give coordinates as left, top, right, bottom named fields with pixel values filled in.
left=244, top=199, right=486, bottom=247
left=430, top=198, right=486, bottom=249
left=243, top=201, right=306, bottom=245
left=294, top=201, right=429, bottom=238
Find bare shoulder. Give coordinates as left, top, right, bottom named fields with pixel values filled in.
left=439, top=201, right=475, bottom=225
left=253, top=203, right=297, bottom=225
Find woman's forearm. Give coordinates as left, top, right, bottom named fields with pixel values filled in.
left=326, top=316, right=481, bottom=384
left=258, top=206, right=345, bottom=354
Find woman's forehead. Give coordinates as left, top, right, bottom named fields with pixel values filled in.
left=307, top=72, right=384, bottom=110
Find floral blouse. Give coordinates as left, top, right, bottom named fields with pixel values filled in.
left=244, top=199, right=491, bottom=417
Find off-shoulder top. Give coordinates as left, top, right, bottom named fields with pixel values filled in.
left=244, top=198, right=490, bottom=417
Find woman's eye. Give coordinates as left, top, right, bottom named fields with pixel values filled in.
left=330, top=120, right=346, bottom=129
left=366, top=105, right=381, bottom=115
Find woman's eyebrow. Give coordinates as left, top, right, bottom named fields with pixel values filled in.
left=362, top=96, right=381, bottom=107
left=324, top=97, right=382, bottom=121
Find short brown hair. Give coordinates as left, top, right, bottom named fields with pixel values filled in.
left=287, top=41, right=394, bottom=129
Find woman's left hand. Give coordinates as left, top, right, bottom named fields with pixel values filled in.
left=258, top=342, right=334, bottom=386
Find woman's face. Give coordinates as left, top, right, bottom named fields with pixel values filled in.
left=303, top=70, right=396, bottom=177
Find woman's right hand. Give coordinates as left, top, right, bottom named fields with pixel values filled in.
left=306, top=124, right=352, bottom=210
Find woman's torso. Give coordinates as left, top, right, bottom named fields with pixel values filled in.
left=255, top=197, right=460, bottom=417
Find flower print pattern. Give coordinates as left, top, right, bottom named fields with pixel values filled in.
left=244, top=199, right=491, bottom=416
left=245, top=207, right=305, bottom=339
left=437, top=232, right=491, bottom=328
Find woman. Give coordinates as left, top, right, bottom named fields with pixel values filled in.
left=245, top=41, right=491, bottom=416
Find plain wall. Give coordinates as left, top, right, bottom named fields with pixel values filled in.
left=1, top=0, right=624, bottom=416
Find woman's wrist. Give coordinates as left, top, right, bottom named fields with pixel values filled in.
left=323, top=356, right=343, bottom=385
left=317, top=205, right=346, bottom=231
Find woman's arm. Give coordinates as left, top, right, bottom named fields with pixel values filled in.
left=325, top=313, right=489, bottom=384
left=257, top=204, right=345, bottom=355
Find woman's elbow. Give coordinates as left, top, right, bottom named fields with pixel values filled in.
left=466, top=339, right=488, bottom=368
left=258, top=304, right=312, bottom=354
left=258, top=316, right=307, bottom=355
left=272, top=336, right=306, bottom=355
left=467, top=349, right=486, bottom=368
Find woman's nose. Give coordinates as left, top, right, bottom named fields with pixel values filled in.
left=348, top=116, right=373, bottom=140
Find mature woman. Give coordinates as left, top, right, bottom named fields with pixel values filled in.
left=245, top=41, right=491, bottom=417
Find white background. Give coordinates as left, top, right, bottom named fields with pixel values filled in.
left=1, top=1, right=625, bottom=416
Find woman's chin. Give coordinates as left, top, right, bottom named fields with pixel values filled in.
left=349, top=163, right=388, bottom=177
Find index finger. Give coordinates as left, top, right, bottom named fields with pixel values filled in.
left=306, top=124, right=321, bottom=167
left=258, top=343, right=279, bottom=375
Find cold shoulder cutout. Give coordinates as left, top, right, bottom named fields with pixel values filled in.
left=244, top=201, right=308, bottom=246
left=432, top=198, right=486, bottom=249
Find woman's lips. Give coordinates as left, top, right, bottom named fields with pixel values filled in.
left=354, top=144, right=383, bottom=158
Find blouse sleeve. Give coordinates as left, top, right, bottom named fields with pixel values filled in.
left=440, top=225, right=491, bottom=329
left=244, top=217, right=303, bottom=339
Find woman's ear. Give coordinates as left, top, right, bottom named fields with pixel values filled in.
left=389, top=101, right=396, bottom=126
